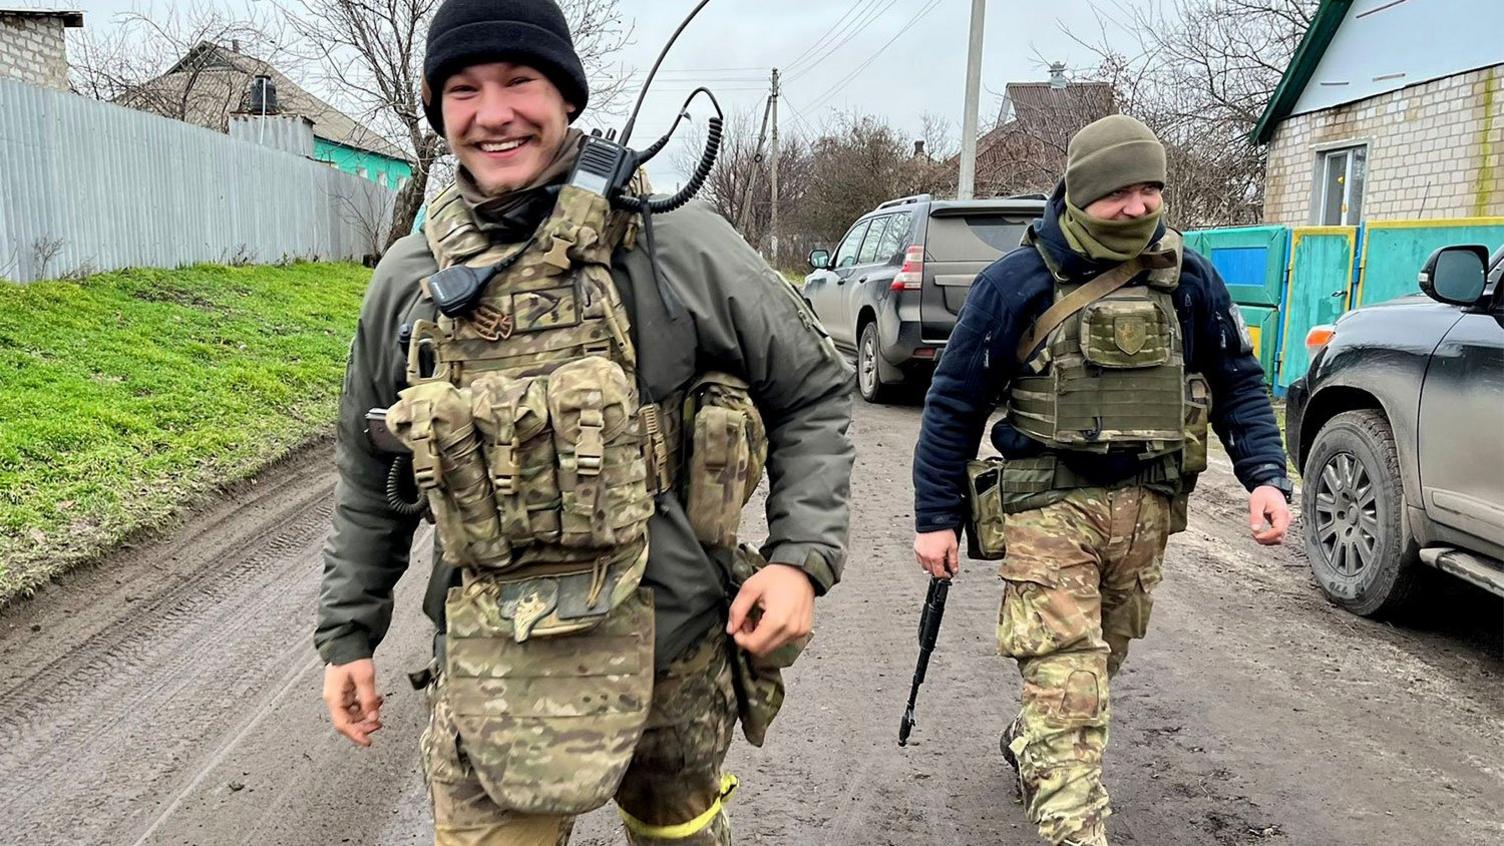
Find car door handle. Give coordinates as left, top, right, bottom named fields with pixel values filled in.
left=857, top=275, right=869, bottom=283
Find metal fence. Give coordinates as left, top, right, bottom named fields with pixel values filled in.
left=0, top=78, right=395, bottom=283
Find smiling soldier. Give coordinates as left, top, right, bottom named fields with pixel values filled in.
left=313, top=1, right=854, bottom=843
left=911, top=115, right=1293, bottom=846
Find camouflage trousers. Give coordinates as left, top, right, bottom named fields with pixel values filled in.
left=996, top=487, right=1171, bottom=846
left=422, top=627, right=739, bottom=846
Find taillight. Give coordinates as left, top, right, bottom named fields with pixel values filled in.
left=1305, top=324, right=1336, bottom=357
left=890, top=245, right=924, bottom=291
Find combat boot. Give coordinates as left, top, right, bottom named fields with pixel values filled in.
left=999, top=717, right=1028, bottom=805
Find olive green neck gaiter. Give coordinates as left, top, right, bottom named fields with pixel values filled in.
left=1060, top=198, right=1165, bottom=263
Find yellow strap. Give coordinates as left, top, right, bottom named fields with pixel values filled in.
left=618, top=773, right=738, bottom=841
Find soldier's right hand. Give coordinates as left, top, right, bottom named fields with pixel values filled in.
left=323, top=659, right=384, bottom=747
left=913, top=530, right=959, bottom=579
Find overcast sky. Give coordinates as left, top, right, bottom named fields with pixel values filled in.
left=59, top=0, right=1148, bottom=186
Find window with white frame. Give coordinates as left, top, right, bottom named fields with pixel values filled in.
left=1315, top=144, right=1367, bottom=226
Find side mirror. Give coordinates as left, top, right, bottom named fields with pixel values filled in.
left=808, top=248, right=831, bottom=270
left=1419, top=245, right=1489, bottom=306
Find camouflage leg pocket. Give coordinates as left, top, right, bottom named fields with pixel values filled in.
left=442, top=584, right=655, bottom=816
left=725, top=545, right=808, bottom=747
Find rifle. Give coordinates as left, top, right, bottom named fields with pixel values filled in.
left=898, top=575, right=950, bottom=747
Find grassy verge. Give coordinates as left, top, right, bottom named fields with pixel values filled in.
left=0, top=261, right=370, bottom=603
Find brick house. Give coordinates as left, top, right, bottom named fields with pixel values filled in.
left=1254, top=0, right=1503, bottom=226
left=0, top=8, right=81, bottom=90
left=951, top=64, right=1116, bottom=198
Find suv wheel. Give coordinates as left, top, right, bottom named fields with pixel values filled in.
left=857, top=322, right=896, bottom=403
left=1303, top=409, right=1419, bottom=617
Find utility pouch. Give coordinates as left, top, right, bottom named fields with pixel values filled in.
left=964, top=458, right=1007, bottom=560
left=387, top=381, right=509, bottom=569
left=998, top=454, right=1071, bottom=515
left=1181, top=373, right=1211, bottom=476
left=443, top=570, right=654, bottom=815
left=682, top=373, right=766, bottom=549
left=723, top=544, right=807, bottom=747
left=1079, top=299, right=1172, bottom=368
left=471, top=373, right=561, bottom=547
left=548, top=356, right=653, bottom=549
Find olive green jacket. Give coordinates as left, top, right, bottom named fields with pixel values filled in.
left=314, top=199, right=854, bottom=670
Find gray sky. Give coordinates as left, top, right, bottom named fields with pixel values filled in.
left=60, top=0, right=1146, bottom=186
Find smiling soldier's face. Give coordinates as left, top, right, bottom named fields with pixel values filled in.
left=441, top=61, right=574, bottom=196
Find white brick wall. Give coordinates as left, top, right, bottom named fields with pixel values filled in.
left=0, top=15, right=70, bottom=90
left=1264, top=64, right=1504, bottom=225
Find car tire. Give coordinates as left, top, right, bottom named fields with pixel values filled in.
left=1302, top=409, right=1420, bottom=617
left=856, top=322, right=897, bottom=404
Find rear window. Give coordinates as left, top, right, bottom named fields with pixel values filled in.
left=924, top=214, right=1032, bottom=261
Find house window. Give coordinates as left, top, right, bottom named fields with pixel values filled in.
left=1315, top=145, right=1366, bottom=226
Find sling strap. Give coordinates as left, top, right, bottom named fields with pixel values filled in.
left=1015, top=257, right=1144, bottom=365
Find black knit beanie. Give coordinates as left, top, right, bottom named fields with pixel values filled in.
left=422, top=0, right=589, bottom=134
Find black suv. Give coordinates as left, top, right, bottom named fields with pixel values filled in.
left=1286, top=244, right=1504, bottom=617
left=801, top=193, right=1046, bottom=402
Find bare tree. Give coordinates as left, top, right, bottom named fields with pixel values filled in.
left=281, top=0, right=633, bottom=251
left=70, top=2, right=299, bottom=127
left=1063, top=0, right=1319, bottom=227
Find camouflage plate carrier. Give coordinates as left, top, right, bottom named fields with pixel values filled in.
left=387, top=172, right=776, bottom=817
left=967, top=230, right=1211, bottom=558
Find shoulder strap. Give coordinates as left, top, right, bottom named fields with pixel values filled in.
left=1015, top=257, right=1144, bottom=364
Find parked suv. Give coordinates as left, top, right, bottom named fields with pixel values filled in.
left=1286, top=243, right=1504, bottom=617
left=801, top=193, right=1046, bottom=402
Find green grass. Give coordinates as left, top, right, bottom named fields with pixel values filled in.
left=0, top=261, right=370, bottom=602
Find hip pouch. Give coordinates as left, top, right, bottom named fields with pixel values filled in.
left=723, top=544, right=808, bottom=747
left=387, top=381, right=511, bottom=569
left=442, top=543, right=654, bottom=815
left=964, top=458, right=1007, bottom=560
left=1169, top=373, right=1212, bottom=534
left=682, top=373, right=767, bottom=549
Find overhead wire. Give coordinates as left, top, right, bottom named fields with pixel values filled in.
left=786, top=0, right=905, bottom=82
left=781, top=0, right=880, bottom=75
left=804, top=0, right=943, bottom=113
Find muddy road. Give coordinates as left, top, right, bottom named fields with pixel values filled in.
left=2, top=401, right=1501, bottom=845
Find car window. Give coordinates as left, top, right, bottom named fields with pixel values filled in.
left=874, top=211, right=912, bottom=263
left=856, top=215, right=889, bottom=265
left=833, top=220, right=871, bottom=269
left=925, top=213, right=1032, bottom=260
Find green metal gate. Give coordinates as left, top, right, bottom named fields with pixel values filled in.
left=1356, top=218, right=1504, bottom=306
left=1279, top=226, right=1357, bottom=389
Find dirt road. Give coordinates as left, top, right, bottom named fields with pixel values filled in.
left=2, top=401, right=1501, bottom=845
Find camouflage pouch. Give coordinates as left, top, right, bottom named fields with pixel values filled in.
left=682, top=373, right=767, bottom=549
left=964, top=458, right=1007, bottom=560
left=724, top=544, right=807, bottom=747
left=387, top=381, right=510, bottom=569
left=999, top=454, right=1071, bottom=515
left=471, top=373, right=562, bottom=547
left=547, top=356, right=654, bottom=549
left=443, top=569, right=654, bottom=815
left=1169, top=374, right=1211, bottom=535
left=1079, top=299, right=1173, bottom=369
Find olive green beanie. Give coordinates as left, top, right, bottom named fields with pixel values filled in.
left=1064, top=115, right=1166, bottom=207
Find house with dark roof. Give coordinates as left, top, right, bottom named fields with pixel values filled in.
left=951, top=64, right=1116, bottom=198
left=1253, top=0, right=1503, bottom=226
left=119, top=41, right=413, bottom=191
left=0, top=7, right=82, bottom=90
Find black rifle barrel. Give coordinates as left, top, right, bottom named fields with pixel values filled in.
left=899, top=575, right=949, bottom=746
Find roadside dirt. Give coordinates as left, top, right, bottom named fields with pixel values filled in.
left=1, top=400, right=1499, bottom=845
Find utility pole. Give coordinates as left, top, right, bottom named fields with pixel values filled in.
left=770, top=67, right=781, bottom=264
left=738, top=95, right=774, bottom=233
left=957, top=0, right=986, bottom=200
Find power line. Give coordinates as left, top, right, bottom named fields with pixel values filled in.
left=782, top=0, right=878, bottom=75
left=805, top=0, right=943, bottom=113
left=787, top=0, right=905, bottom=82
left=781, top=94, right=820, bottom=137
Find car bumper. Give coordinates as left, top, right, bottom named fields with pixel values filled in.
left=878, top=308, right=942, bottom=368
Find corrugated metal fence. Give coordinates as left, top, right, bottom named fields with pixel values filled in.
left=0, top=78, right=394, bottom=283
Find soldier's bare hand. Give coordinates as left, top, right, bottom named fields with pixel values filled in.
left=727, top=563, right=814, bottom=657
left=913, top=530, right=959, bottom=579
left=323, top=659, right=384, bottom=747
left=1249, top=485, right=1291, bottom=546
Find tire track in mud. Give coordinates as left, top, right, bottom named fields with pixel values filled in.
left=0, top=449, right=341, bottom=845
